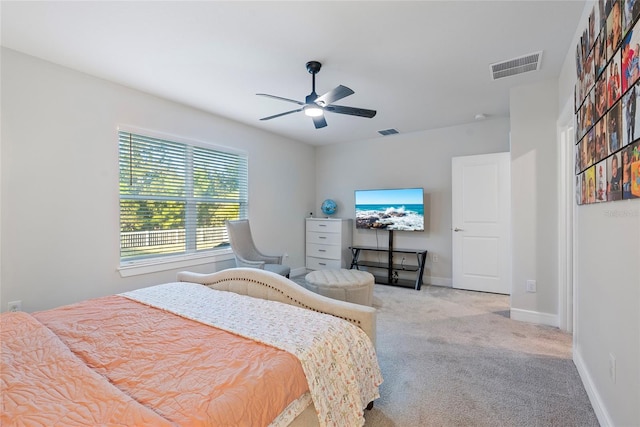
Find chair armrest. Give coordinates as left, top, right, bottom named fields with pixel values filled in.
left=252, top=248, right=282, bottom=264
left=258, top=254, right=282, bottom=264
left=234, top=255, right=266, bottom=269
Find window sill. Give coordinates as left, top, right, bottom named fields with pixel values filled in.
left=118, top=249, right=235, bottom=278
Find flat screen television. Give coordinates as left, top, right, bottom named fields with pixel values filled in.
left=355, top=188, right=424, bottom=231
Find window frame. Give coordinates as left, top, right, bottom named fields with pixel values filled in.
left=116, top=126, right=248, bottom=276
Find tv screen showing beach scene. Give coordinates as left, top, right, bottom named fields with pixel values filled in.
left=355, top=188, right=424, bottom=231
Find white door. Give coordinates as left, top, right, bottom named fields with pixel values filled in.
left=452, top=152, right=511, bottom=294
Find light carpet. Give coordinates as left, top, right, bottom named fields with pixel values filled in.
left=292, top=276, right=599, bottom=427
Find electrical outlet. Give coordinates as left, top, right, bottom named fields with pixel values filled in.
left=609, top=353, right=616, bottom=383
left=8, top=300, right=22, bottom=312
left=526, top=280, right=537, bottom=293
left=283, top=252, right=289, bottom=260
left=432, top=254, right=439, bottom=263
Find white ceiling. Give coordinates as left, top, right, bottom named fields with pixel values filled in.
left=1, top=1, right=585, bottom=146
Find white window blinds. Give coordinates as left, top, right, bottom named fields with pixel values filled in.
left=118, top=130, right=248, bottom=261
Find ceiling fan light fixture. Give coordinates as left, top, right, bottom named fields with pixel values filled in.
left=257, top=61, right=376, bottom=128
left=304, top=106, right=323, bottom=117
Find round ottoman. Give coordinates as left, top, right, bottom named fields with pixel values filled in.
left=304, top=269, right=375, bottom=306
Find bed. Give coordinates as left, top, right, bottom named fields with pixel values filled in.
left=1, top=268, right=382, bottom=427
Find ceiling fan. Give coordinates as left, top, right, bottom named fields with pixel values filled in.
left=257, top=61, right=377, bottom=129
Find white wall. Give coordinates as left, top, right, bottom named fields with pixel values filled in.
left=557, top=3, right=640, bottom=425
left=1, top=48, right=316, bottom=312
left=573, top=205, right=640, bottom=426
left=315, top=119, right=510, bottom=286
left=509, top=79, right=561, bottom=325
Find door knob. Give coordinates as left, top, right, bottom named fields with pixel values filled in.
left=454, top=228, right=464, bottom=232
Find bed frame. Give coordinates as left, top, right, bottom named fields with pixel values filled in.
left=176, top=268, right=378, bottom=427
left=177, top=268, right=377, bottom=346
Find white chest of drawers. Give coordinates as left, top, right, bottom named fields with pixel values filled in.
left=305, top=218, right=352, bottom=270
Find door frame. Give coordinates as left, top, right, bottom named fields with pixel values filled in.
left=557, top=98, right=575, bottom=334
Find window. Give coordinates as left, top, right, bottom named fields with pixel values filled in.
left=118, top=130, right=247, bottom=262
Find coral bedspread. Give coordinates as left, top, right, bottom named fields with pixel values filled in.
left=1, top=282, right=382, bottom=427
left=32, top=294, right=309, bottom=426
left=1, top=311, right=174, bottom=426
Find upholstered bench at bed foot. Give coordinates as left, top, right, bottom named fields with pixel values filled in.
left=304, top=269, right=375, bottom=306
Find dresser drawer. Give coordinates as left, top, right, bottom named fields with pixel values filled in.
left=306, top=219, right=341, bottom=233
left=305, top=218, right=352, bottom=271
left=306, top=256, right=342, bottom=270
left=306, top=243, right=342, bottom=259
left=306, top=231, right=341, bottom=245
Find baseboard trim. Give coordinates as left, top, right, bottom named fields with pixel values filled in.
left=574, top=347, right=613, bottom=427
left=423, top=276, right=453, bottom=287
left=510, top=308, right=559, bottom=327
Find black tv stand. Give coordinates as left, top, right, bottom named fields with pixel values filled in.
left=349, top=230, right=428, bottom=290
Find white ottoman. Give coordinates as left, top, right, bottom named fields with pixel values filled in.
left=304, top=269, right=375, bottom=306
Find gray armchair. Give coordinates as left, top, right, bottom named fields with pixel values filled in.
left=225, top=219, right=290, bottom=278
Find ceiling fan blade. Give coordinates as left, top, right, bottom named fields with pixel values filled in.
left=325, top=104, right=377, bottom=118
left=256, top=93, right=304, bottom=105
left=312, top=115, right=327, bottom=129
left=314, top=85, right=354, bottom=106
left=260, top=108, right=304, bottom=121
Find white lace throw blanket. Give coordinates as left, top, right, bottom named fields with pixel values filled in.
left=122, top=282, right=383, bottom=427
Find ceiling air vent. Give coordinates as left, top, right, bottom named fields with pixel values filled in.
left=490, top=51, right=542, bottom=80
left=378, top=128, right=399, bottom=136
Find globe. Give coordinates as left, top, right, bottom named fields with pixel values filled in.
left=321, top=199, right=337, bottom=216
